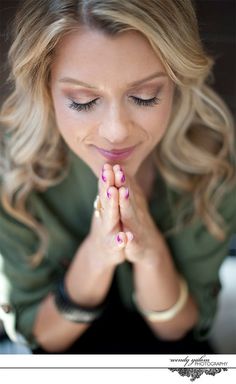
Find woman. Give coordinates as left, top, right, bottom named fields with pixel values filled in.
left=0, top=0, right=235, bottom=354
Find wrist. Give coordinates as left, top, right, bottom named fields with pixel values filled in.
left=65, top=265, right=114, bottom=308
left=54, top=278, right=108, bottom=323
left=133, top=249, right=163, bottom=270
left=133, top=236, right=170, bottom=269
left=65, top=236, right=115, bottom=307
left=133, top=275, right=189, bottom=322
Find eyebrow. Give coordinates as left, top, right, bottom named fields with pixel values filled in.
left=59, top=71, right=167, bottom=89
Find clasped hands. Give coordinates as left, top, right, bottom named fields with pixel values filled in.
left=91, top=163, right=166, bottom=266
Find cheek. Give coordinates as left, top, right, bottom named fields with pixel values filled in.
left=158, top=102, right=173, bottom=132
left=52, top=96, right=83, bottom=144
left=54, top=98, right=72, bottom=131
left=152, top=93, right=174, bottom=139
left=142, top=104, right=173, bottom=142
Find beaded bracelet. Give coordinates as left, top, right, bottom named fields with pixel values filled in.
left=54, top=278, right=106, bottom=323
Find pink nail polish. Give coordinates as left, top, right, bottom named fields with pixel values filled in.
left=116, top=234, right=123, bottom=244
left=101, top=172, right=107, bottom=182
left=107, top=188, right=112, bottom=199
left=125, top=187, right=129, bottom=199
left=120, top=172, right=126, bottom=183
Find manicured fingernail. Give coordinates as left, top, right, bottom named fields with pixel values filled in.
left=107, top=187, right=112, bottom=199
left=125, top=187, right=129, bottom=199
left=101, top=171, right=107, bottom=182
left=116, top=234, right=123, bottom=244
left=126, top=232, right=134, bottom=242
left=120, top=172, right=126, bottom=183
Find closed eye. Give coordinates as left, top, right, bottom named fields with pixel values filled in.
left=68, top=98, right=99, bottom=112
left=68, top=95, right=160, bottom=113
left=130, top=96, right=160, bottom=107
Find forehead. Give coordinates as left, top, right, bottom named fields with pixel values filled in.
left=51, top=26, right=166, bottom=87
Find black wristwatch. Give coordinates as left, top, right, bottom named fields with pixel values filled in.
left=54, top=278, right=106, bottom=323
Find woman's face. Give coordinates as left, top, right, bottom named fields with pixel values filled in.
left=50, top=27, right=174, bottom=177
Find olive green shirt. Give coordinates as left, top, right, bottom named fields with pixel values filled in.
left=0, top=150, right=236, bottom=349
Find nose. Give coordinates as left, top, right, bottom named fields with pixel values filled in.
left=98, top=102, right=130, bottom=144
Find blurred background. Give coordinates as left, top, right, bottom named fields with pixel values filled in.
left=0, top=0, right=235, bottom=354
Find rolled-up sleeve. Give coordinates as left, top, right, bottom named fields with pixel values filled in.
left=167, top=186, right=236, bottom=340
left=0, top=213, right=58, bottom=349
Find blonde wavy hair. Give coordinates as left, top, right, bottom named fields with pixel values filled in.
left=0, top=0, right=235, bottom=266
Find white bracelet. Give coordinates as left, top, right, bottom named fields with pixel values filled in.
left=132, top=276, right=189, bottom=322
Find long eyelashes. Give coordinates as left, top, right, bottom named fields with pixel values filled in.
left=130, top=96, right=160, bottom=107
left=68, top=96, right=160, bottom=112
left=69, top=98, right=99, bottom=112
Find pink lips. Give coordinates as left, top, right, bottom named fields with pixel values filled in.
left=94, top=145, right=137, bottom=161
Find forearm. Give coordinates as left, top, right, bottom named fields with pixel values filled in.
left=133, top=245, right=199, bottom=341
left=33, top=237, right=115, bottom=352
left=33, top=292, right=90, bottom=352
